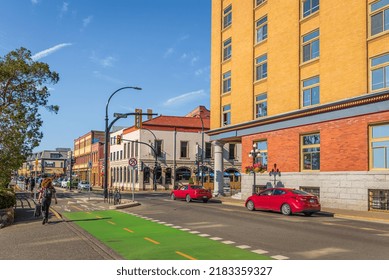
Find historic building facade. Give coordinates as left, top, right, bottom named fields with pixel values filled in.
left=209, top=0, right=389, bottom=211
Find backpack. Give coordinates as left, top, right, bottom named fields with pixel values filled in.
left=43, top=187, right=53, bottom=199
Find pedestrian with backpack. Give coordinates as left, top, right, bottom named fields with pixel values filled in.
left=38, top=178, right=57, bottom=225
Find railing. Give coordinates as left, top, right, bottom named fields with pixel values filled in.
left=369, top=189, right=389, bottom=211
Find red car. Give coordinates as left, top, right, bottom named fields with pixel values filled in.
left=171, top=184, right=212, bottom=203
left=245, top=188, right=321, bottom=216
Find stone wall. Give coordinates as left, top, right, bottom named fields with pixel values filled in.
left=0, top=207, right=14, bottom=229
left=241, top=171, right=389, bottom=211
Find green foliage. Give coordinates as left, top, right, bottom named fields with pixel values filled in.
left=188, top=177, right=194, bottom=184
left=0, top=187, right=16, bottom=209
left=0, top=47, right=60, bottom=188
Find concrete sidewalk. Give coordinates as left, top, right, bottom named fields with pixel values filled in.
left=217, top=196, right=389, bottom=224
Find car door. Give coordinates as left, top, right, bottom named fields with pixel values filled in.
left=254, top=189, right=274, bottom=210
left=269, top=189, right=286, bottom=211
left=176, top=186, right=188, bottom=199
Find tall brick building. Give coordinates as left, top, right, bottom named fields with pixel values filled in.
left=208, top=0, right=389, bottom=211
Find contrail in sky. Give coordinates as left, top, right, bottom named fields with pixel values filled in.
left=31, top=43, right=72, bottom=60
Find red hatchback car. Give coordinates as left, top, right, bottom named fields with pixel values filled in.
left=245, top=188, right=321, bottom=216
left=171, top=184, right=212, bottom=203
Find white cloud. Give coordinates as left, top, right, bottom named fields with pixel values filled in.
left=83, top=16, right=93, bottom=28
left=31, top=43, right=72, bottom=60
left=61, top=2, right=69, bottom=13
left=163, top=90, right=207, bottom=106
left=163, top=48, right=174, bottom=58
left=90, top=52, right=116, bottom=68
left=93, top=71, right=124, bottom=85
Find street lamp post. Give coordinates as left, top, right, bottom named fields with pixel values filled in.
left=141, top=127, right=158, bottom=191
left=269, top=163, right=281, bottom=187
left=104, top=87, right=142, bottom=199
left=248, top=143, right=261, bottom=194
left=198, top=113, right=204, bottom=187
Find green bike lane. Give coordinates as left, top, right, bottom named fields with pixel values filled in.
left=63, top=210, right=272, bottom=260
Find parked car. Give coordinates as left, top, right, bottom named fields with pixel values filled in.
left=170, top=184, right=212, bottom=203
left=52, top=179, right=61, bottom=187
left=78, top=180, right=92, bottom=191
left=61, top=179, right=69, bottom=188
left=245, top=188, right=321, bottom=216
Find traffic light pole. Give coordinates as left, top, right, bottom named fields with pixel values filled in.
left=104, top=112, right=157, bottom=200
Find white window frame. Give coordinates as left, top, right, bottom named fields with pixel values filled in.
left=255, top=93, right=267, bottom=118
left=255, top=54, right=268, bottom=81
left=222, top=104, right=231, bottom=126
left=302, top=0, right=320, bottom=18
left=223, top=38, right=232, bottom=61
left=371, top=53, right=389, bottom=91
left=302, top=76, right=320, bottom=107
left=370, top=0, right=389, bottom=36
left=222, top=71, right=231, bottom=94
left=223, top=5, right=232, bottom=29
left=255, top=15, right=268, bottom=44
left=302, top=29, right=320, bottom=62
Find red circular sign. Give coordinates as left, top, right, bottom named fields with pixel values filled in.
left=129, top=158, right=137, bottom=167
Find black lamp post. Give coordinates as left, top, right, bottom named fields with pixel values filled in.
left=269, top=163, right=281, bottom=187
left=141, top=127, right=158, bottom=191
left=104, top=86, right=141, bottom=199
left=248, top=143, right=261, bottom=193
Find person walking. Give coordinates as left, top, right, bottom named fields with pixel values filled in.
left=38, top=178, right=57, bottom=225
left=29, top=176, right=35, bottom=192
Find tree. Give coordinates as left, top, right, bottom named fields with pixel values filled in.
left=0, top=47, right=59, bottom=188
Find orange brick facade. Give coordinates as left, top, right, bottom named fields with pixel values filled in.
left=242, top=111, right=389, bottom=173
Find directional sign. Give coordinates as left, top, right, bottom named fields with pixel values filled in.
left=129, top=157, right=137, bottom=167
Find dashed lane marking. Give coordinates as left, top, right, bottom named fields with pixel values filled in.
left=123, top=228, right=134, bottom=233
left=176, top=251, right=197, bottom=260
left=144, top=237, right=160, bottom=245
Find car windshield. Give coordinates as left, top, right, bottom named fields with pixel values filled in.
left=292, top=189, right=312, bottom=196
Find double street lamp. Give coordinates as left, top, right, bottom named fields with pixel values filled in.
left=248, top=143, right=261, bottom=193
left=104, top=86, right=141, bottom=199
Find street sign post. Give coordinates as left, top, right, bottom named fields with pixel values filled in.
left=129, top=157, right=137, bottom=167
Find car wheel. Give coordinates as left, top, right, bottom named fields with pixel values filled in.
left=281, top=203, right=292, bottom=215
left=185, top=195, right=191, bottom=203
left=304, top=212, right=313, bottom=216
left=246, top=200, right=255, bottom=211
left=203, top=199, right=208, bottom=203
left=170, top=193, right=176, bottom=200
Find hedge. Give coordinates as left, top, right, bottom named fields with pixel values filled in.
left=0, top=188, right=16, bottom=209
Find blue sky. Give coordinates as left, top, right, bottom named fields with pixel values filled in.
left=0, top=0, right=211, bottom=152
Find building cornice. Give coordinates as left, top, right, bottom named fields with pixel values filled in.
left=208, top=90, right=389, bottom=137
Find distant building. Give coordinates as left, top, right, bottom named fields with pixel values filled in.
left=20, top=148, right=71, bottom=177
left=109, top=106, right=242, bottom=192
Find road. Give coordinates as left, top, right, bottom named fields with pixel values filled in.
left=52, top=189, right=389, bottom=260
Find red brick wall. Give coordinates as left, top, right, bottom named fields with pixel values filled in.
left=242, top=111, right=389, bottom=172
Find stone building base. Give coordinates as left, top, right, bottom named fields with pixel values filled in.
left=241, top=172, right=389, bottom=211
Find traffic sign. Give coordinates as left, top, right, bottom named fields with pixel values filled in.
left=129, top=157, right=137, bottom=167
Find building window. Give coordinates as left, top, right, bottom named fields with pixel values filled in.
left=228, top=143, right=236, bottom=160
left=301, top=133, right=320, bottom=171
left=370, top=0, right=389, bottom=36
left=302, top=76, right=320, bottom=107
left=205, top=142, right=212, bottom=159
left=254, top=140, right=268, bottom=168
left=371, top=53, right=389, bottom=91
left=222, top=104, right=231, bottom=126
left=302, top=0, right=319, bottom=18
left=255, top=0, right=267, bottom=7
left=302, top=29, right=320, bottom=62
left=222, top=71, right=231, bottom=93
left=370, top=123, right=389, bottom=170
left=223, top=38, right=232, bottom=61
left=255, top=54, right=268, bottom=81
left=255, top=16, right=268, bottom=43
left=255, top=93, right=267, bottom=118
left=155, top=140, right=163, bottom=157
left=180, top=141, right=189, bottom=158
left=223, top=5, right=232, bottom=29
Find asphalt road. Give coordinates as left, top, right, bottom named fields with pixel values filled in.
left=118, top=192, right=389, bottom=260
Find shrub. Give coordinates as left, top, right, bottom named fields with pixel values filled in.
left=0, top=188, right=16, bottom=209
